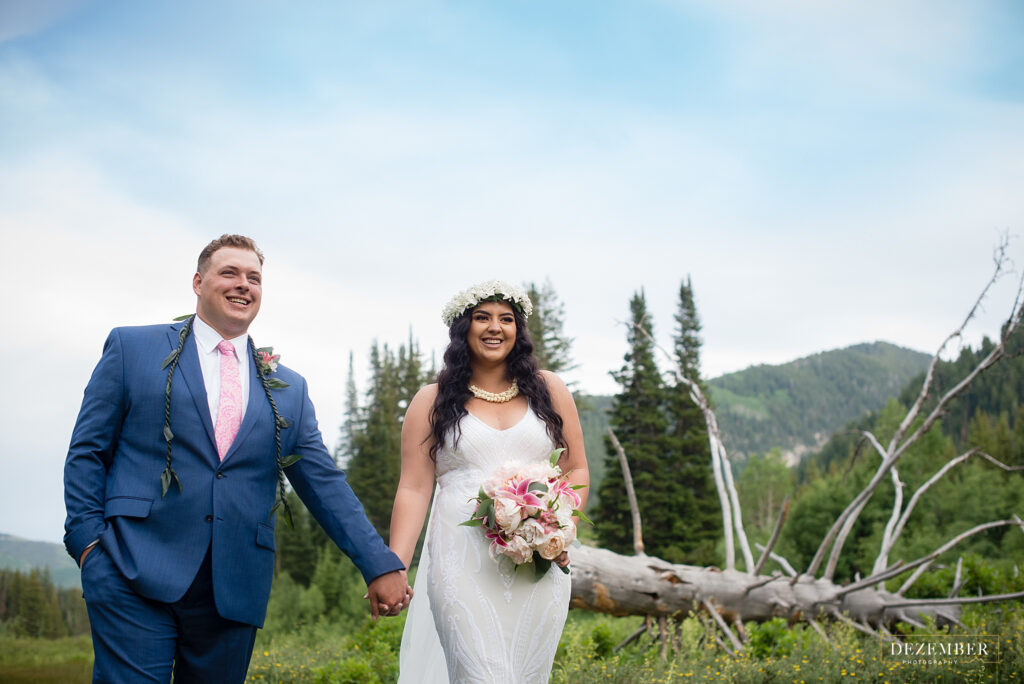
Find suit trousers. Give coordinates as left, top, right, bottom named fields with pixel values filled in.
left=83, top=543, right=258, bottom=684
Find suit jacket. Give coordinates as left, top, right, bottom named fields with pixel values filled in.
left=64, top=321, right=403, bottom=627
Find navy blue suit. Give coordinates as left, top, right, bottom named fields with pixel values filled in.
left=64, top=321, right=403, bottom=680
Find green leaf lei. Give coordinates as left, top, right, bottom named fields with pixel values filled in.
left=160, top=314, right=303, bottom=527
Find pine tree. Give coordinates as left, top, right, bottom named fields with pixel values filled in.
left=595, top=291, right=673, bottom=555
left=664, top=277, right=722, bottom=564
left=346, top=338, right=430, bottom=540
left=274, top=491, right=320, bottom=586
left=334, top=351, right=361, bottom=468
left=525, top=280, right=576, bottom=374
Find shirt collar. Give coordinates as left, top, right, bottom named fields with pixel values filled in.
left=192, top=315, right=249, bottom=357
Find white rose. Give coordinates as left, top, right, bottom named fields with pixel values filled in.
left=503, top=535, right=533, bottom=565
left=493, top=496, right=523, bottom=532
left=519, top=518, right=547, bottom=546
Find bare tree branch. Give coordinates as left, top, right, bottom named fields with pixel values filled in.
left=755, top=543, right=797, bottom=577
left=829, top=609, right=882, bottom=640
left=949, top=557, right=965, bottom=599
left=823, top=432, right=888, bottom=580
left=807, top=618, right=833, bottom=646
left=870, top=465, right=905, bottom=584
left=896, top=519, right=1024, bottom=596
left=806, top=244, right=1024, bottom=579
left=703, top=599, right=743, bottom=652
left=871, top=450, right=1024, bottom=581
left=753, top=495, right=789, bottom=576
left=885, top=590, right=1024, bottom=607
left=614, top=621, right=649, bottom=653
left=834, top=520, right=1023, bottom=599
left=886, top=236, right=1011, bottom=455
left=606, top=427, right=645, bottom=555
left=712, top=631, right=736, bottom=657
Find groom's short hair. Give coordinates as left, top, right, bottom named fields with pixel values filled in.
left=197, top=234, right=265, bottom=273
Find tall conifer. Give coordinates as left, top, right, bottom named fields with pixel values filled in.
left=525, top=280, right=576, bottom=374
left=665, top=277, right=721, bottom=564
left=346, top=339, right=430, bottom=540
left=595, top=291, right=673, bottom=555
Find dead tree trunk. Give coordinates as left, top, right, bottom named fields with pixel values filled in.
left=569, top=545, right=965, bottom=628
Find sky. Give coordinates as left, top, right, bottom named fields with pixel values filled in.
left=1, top=0, right=1022, bottom=544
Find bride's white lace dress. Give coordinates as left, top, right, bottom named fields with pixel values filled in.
left=398, top=406, right=571, bottom=683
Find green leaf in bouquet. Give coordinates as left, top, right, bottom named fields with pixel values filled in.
left=533, top=555, right=552, bottom=578
left=527, top=481, right=548, bottom=493
left=570, top=484, right=588, bottom=490
left=479, top=499, right=494, bottom=523
left=459, top=519, right=483, bottom=527
left=548, top=448, right=565, bottom=466
left=575, top=509, right=594, bottom=525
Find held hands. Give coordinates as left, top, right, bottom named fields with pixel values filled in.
left=364, top=569, right=413, bottom=620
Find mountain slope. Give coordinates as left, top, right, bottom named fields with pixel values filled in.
left=708, top=341, right=931, bottom=463
left=0, top=533, right=80, bottom=588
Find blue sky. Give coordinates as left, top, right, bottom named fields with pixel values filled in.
left=2, top=0, right=1022, bottom=543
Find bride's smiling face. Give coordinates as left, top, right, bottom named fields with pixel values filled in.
left=466, top=301, right=516, bottom=364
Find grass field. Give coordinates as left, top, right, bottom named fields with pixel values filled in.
left=3, top=604, right=1021, bottom=682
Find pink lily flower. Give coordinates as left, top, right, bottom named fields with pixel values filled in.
left=549, top=478, right=582, bottom=509
left=500, top=478, right=546, bottom=516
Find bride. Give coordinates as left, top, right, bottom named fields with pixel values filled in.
left=389, top=281, right=588, bottom=683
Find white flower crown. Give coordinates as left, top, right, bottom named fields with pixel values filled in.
left=441, top=280, right=533, bottom=327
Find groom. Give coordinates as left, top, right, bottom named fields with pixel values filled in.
left=64, top=235, right=409, bottom=682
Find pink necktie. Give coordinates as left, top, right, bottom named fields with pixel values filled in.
left=214, top=340, right=242, bottom=460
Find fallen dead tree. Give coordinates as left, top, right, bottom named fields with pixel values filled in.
left=569, top=236, right=1024, bottom=651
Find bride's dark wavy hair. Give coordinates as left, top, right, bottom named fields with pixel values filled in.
left=428, top=305, right=564, bottom=461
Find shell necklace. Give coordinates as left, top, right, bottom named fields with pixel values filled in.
left=468, top=379, right=519, bottom=403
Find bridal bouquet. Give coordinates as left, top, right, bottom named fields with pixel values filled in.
left=461, top=449, right=588, bottom=577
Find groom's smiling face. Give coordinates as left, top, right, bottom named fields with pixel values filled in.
left=193, top=246, right=263, bottom=338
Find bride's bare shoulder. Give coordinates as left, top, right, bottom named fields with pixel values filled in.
left=404, top=384, right=438, bottom=423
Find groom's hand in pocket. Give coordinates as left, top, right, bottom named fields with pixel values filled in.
left=365, top=569, right=412, bottom=620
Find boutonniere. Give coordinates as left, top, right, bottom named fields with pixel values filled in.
left=159, top=315, right=302, bottom=526
left=255, top=348, right=286, bottom=386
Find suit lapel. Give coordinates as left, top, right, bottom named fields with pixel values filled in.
left=222, top=339, right=267, bottom=464
left=169, top=325, right=218, bottom=458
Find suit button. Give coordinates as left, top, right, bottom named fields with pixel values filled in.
left=205, top=515, right=213, bottom=522
left=216, top=472, right=224, bottom=479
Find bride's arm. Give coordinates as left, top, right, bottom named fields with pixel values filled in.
left=389, top=384, right=438, bottom=569
left=541, top=370, right=590, bottom=516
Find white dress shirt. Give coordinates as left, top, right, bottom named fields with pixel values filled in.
left=192, top=315, right=250, bottom=424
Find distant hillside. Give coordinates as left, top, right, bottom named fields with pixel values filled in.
left=708, top=341, right=931, bottom=464
left=0, top=533, right=80, bottom=589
